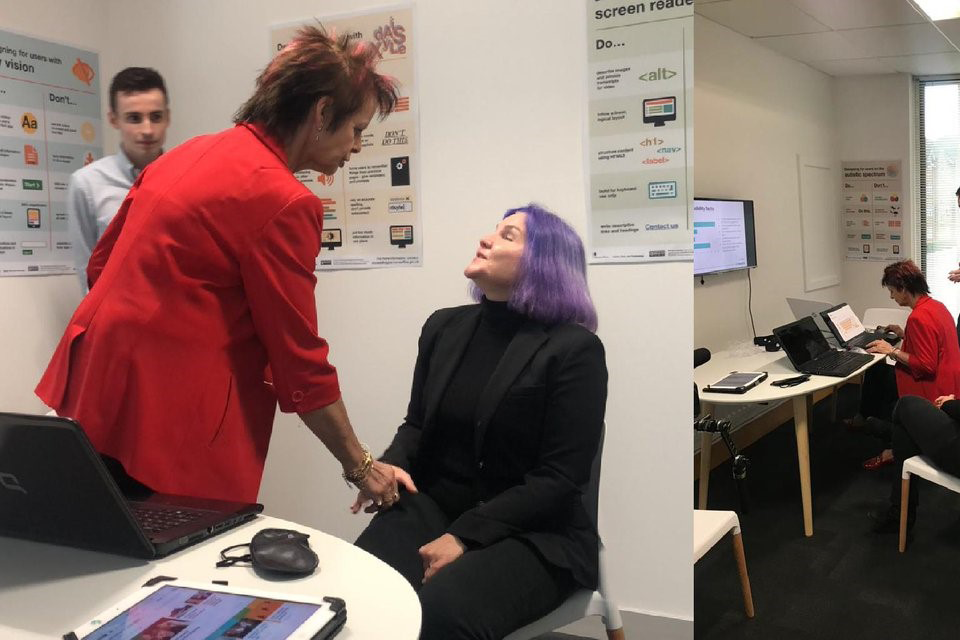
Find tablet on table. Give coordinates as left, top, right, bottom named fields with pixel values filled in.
left=70, top=579, right=345, bottom=640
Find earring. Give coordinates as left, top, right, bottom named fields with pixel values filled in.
left=314, top=122, right=324, bottom=141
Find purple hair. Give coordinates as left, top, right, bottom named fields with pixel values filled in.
left=471, top=204, right=598, bottom=332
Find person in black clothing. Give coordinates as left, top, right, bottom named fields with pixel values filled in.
left=871, top=394, right=960, bottom=533
left=352, top=204, right=607, bottom=640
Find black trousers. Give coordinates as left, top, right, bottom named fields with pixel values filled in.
left=889, top=395, right=960, bottom=508
left=858, top=362, right=898, bottom=422
left=355, top=491, right=577, bottom=640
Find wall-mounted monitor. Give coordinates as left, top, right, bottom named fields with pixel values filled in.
left=693, top=197, right=757, bottom=276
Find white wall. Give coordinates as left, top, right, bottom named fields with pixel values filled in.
left=694, top=16, right=841, bottom=351
left=0, top=2, right=106, bottom=415
left=1, top=0, right=693, bottom=621
left=835, top=74, right=915, bottom=317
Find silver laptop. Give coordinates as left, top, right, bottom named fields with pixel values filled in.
left=786, top=297, right=833, bottom=320
left=785, top=297, right=839, bottom=347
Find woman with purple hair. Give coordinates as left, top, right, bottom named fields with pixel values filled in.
left=352, top=204, right=607, bottom=640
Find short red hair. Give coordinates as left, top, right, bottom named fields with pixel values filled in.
left=881, top=260, right=929, bottom=295
left=234, top=25, right=399, bottom=142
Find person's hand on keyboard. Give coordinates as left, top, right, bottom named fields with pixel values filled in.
left=865, top=339, right=894, bottom=355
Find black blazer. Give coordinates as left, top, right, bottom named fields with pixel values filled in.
left=381, top=304, right=608, bottom=588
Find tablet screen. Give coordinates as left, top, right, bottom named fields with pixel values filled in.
left=80, top=585, right=324, bottom=640
left=710, top=372, right=763, bottom=389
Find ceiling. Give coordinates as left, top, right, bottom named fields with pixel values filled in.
left=695, top=0, right=960, bottom=76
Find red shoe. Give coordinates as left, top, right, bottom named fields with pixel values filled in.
left=863, top=454, right=894, bottom=471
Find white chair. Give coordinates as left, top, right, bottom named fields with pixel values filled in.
left=693, top=510, right=755, bottom=619
left=504, top=427, right=625, bottom=640
left=898, top=455, right=960, bottom=552
left=862, top=307, right=910, bottom=332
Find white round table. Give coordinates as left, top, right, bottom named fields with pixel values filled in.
left=695, top=346, right=885, bottom=536
left=0, top=515, right=421, bottom=639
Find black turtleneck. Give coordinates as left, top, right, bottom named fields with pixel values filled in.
left=424, top=298, right=525, bottom=519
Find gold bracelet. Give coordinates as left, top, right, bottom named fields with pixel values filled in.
left=342, top=445, right=373, bottom=486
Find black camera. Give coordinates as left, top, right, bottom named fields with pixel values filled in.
left=753, top=335, right=780, bottom=352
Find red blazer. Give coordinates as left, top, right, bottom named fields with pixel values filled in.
left=896, top=295, right=960, bottom=402
left=36, top=124, right=341, bottom=502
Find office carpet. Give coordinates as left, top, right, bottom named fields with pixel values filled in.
left=695, top=385, right=960, bottom=640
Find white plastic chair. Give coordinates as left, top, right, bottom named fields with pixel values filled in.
left=693, top=510, right=755, bottom=619
left=862, top=307, right=909, bottom=332
left=504, top=426, right=624, bottom=640
left=503, top=546, right=623, bottom=640
left=899, top=455, right=960, bottom=552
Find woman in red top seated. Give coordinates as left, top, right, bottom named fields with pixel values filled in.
left=35, top=27, right=400, bottom=506
left=862, top=260, right=960, bottom=468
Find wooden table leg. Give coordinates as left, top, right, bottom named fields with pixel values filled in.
left=698, top=430, right=712, bottom=509
left=793, top=394, right=814, bottom=536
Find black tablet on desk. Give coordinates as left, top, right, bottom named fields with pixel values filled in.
left=703, top=371, right=768, bottom=394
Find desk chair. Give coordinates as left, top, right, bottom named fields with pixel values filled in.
left=503, top=427, right=624, bottom=640
left=862, top=307, right=909, bottom=332
left=898, top=455, right=960, bottom=552
left=693, top=510, right=755, bottom=618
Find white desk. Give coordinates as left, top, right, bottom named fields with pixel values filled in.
left=694, top=346, right=884, bottom=536
left=0, top=515, right=421, bottom=639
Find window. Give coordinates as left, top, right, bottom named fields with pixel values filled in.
left=917, top=77, right=960, bottom=318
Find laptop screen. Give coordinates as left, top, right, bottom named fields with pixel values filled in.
left=823, top=304, right=866, bottom=342
left=775, top=316, right=831, bottom=366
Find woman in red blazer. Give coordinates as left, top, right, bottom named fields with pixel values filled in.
left=36, top=27, right=401, bottom=506
left=861, top=261, right=960, bottom=469
left=352, top=205, right=607, bottom=640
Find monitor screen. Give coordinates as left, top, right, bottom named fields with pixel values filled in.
left=692, top=197, right=757, bottom=276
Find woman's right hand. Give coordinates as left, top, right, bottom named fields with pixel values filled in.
left=350, top=462, right=418, bottom=514
left=935, top=394, right=955, bottom=409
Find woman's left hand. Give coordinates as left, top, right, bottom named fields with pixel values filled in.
left=935, top=394, right=955, bottom=408
left=866, top=339, right=894, bottom=355
left=419, top=533, right=466, bottom=583
left=350, top=464, right=417, bottom=514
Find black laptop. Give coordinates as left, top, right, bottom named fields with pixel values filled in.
left=819, top=303, right=901, bottom=349
left=0, top=412, right=262, bottom=558
left=772, top=316, right=874, bottom=377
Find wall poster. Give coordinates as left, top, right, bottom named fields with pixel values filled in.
left=842, top=161, right=903, bottom=261
left=271, top=5, right=420, bottom=271
left=0, top=29, right=101, bottom=276
left=585, top=0, right=693, bottom=264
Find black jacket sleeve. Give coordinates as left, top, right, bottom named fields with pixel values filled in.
left=379, top=309, right=450, bottom=471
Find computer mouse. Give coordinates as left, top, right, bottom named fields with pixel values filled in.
left=250, top=528, right=319, bottom=576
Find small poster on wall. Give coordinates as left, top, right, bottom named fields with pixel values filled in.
left=584, top=0, right=693, bottom=264
left=271, top=5, right=420, bottom=271
left=842, top=161, right=903, bottom=261
left=0, top=29, right=101, bottom=277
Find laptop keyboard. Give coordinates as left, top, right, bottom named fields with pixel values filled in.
left=803, top=350, right=873, bottom=376
left=130, top=504, right=206, bottom=533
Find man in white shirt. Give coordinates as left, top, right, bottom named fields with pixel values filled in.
left=68, top=67, right=170, bottom=291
